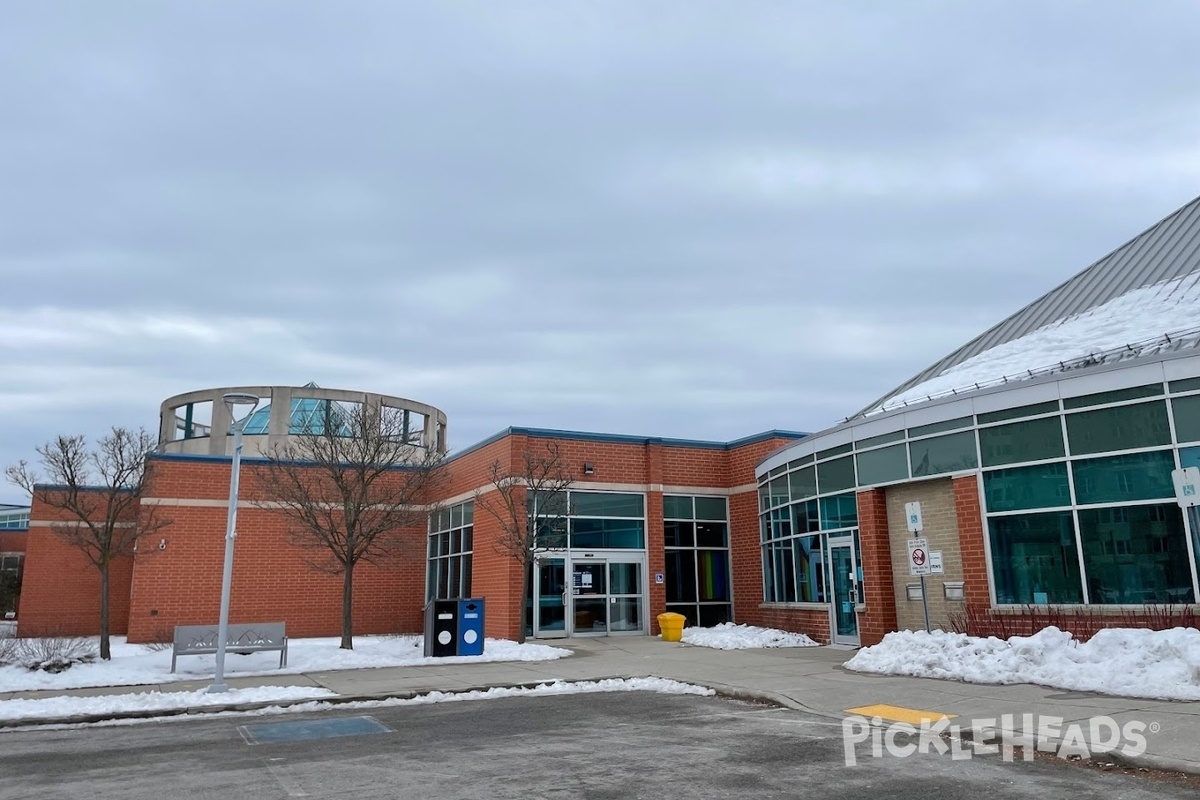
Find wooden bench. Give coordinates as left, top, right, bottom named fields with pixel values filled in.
left=171, top=622, right=288, bottom=673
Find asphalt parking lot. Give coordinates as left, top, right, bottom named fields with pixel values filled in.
left=0, top=692, right=1196, bottom=799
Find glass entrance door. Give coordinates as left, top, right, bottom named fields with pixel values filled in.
left=572, top=560, right=608, bottom=635
left=533, top=556, right=568, bottom=638
left=829, top=542, right=860, bottom=646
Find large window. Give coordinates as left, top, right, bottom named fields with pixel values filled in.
left=427, top=501, right=473, bottom=601
left=1065, top=401, right=1171, bottom=455
left=663, top=495, right=731, bottom=627
left=988, top=511, right=1083, bottom=605
left=1078, top=504, right=1194, bottom=604
left=569, top=492, right=645, bottom=548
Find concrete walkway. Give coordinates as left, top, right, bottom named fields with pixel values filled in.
left=4, top=637, right=1199, bottom=774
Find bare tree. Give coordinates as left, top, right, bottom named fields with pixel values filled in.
left=5, top=427, right=163, bottom=660
left=475, top=441, right=574, bottom=644
left=255, top=400, right=445, bottom=650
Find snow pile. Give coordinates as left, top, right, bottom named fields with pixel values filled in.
left=878, top=272, right=1200, bottom=411
left=845, top=626, right=1200, bottom=701
left=0, top=685, right=335, bottom=721
left=0, top=635, right=570, bottom=694
left=681, top=622, right=818, bottom=650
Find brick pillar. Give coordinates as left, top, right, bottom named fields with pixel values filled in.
left=953, top=476, right=990, bottom=607
left=728, top=489, right=764, bottom=627
left=646, top=442, right=666, bottom=635
left=856, top=488, right=897, bottom=646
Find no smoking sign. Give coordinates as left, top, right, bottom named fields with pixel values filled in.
left=907, top=537, right=931, bottom=576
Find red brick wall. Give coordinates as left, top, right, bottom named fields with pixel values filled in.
left=0, top=530, right=27, bottom=555
left=953, top=475, right=990, bottom=607
left=856, top=488, right=897, bottom=646
left=19, top=492, right=135, bottom=636
left=126, top=457, right=427, bottom=642
left=760, top=606, right=833, bottom=644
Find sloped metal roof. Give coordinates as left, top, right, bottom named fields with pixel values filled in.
left=858, top=193, right=1200, bottom=416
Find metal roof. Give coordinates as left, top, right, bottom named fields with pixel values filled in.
left=858, top=193, right=1200, bottom=416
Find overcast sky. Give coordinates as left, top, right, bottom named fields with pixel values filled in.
left=3, top=2, right=1200, bottom=502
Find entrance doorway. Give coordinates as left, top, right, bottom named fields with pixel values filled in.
left=828, top=540, right=860, bottom=646
left=531, top=552, right=645, bottom=638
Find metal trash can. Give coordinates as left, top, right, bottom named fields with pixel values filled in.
left=457, top=598, right=485, bottom=656
left=424, top=599, right=459, bottom=657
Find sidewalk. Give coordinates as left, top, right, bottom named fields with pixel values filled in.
left=4, top=636, right=1199, bottom=774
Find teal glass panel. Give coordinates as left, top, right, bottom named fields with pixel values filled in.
left=1072, top=451, right=1175, bottom=505
left=819, top=493, right=857, bottom=530
left=988, top=511, right=1083, bottom=604
left=794, top=499, right=820, bottom=533
left=793, top=534, right=826, bottom=603
left=694, top=496, right=727, bottom=521
left=909, top=431, right=978, bottom=477
left=570, top=518, right=645, bottom=548
left=663, top=495, right=692, bottom=520
left=855, top=430, right=904, bottom=449
left=1065, top=401, right=1171, bottom=455
left=983, top=463, right=1070, bottom=512
left=1079, top=504, right=1194, bottom=604
left=909, top=416, right=973, bottom=438
left=768, top=507, right=791, bottom=540
left=789, top=467, right=817, bottom=501
left=1170, top=377, right=1200, bottom=393
left=855, top=444, right=909, bottom=486
left=759, top=485, right=769, bottom=513
left=1172, top=394, right=1200, bottom=444
left=570, top=492, right=644, bottom=518
left=979, top=416, right=1065, bottom=467
left=816, top=443, right=853, bottom=460
left=767, top=478, right=789, bottom=508
left=977, top=401, right=1060, bottom=425
left=817, top=456, right=856, bottom=494
left=1063, top=383, right=1164, bottom=410
left=1181, top=446, right=1200, bottom=470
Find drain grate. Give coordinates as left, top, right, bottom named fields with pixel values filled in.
left=239, top=715, right=392, bottom=745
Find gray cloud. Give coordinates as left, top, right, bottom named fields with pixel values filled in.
left=3, top=1, right=1200, bottom=501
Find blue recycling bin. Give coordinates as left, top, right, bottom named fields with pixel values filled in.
left=458, top=598, right=485, bottom=656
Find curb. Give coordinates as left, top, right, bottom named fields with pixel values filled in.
left=0, top=674, right=642, bottom=730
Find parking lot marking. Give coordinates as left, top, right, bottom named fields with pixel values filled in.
left=844, top=704, right=955, bottom=725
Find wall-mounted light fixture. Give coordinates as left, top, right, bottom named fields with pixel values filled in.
left=583, top=462, right=595, bottom=475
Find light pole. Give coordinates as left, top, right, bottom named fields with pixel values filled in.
left=208, top=392, right=259, bottom=694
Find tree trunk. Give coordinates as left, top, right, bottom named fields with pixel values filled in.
left=98, top=563, right=111, bottom=661
left=340, top=562, right=354, bottom=650
left=518, top=555, right=530, bottom=645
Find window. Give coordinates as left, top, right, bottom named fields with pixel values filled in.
left=978, top=416, right=1065, bottom=467
left=1172, top=394, right=1200, bottom=444
left=569, top=492, right=643, bottom=518
left=855, top=443, right=909, bottom=485
left=1063, top=384, right=1164, bottom=410
left=910, top=431, right=978, bottom=477
left=817, top=456, right=855, bottom=493
left=427, top=501, right=473, bottom=601
left=789, top=467, right=817, bottom=501
left=664, top=496, right=731, bottom=627
left=819, top=493, right=857, bottom=530
left=1065, top=401, right=1171, bottom=455
left=983, top=462, right=1070, bottom=512
left=793, top=534, right=826, bottom=603
left=977, top=401, right=1060, bottom=425
left=1078, top=504, right=1194, bottom=604
left=1071, top=451, right=1175, bottom=505
left=988, top=511, right=1084, bottom=605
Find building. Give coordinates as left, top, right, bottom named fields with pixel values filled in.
left=14, top=195, right=1200, bottom=646
left=0, top=504, right=29, bottom=619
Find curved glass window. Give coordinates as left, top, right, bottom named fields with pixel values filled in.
left=988, top=511, right=1083, bottom=605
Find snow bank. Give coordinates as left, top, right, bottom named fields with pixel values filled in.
left=681, top=622, right=818, bottom=650
left=878, top=272, right=1200, bottom=412
left=4, top=678, right=716, bottom=729
left=845, top=626, right=1200, bottom=701
left=0, top=635, right=570, bottom=694
left=0, top=685, right=335, bottom=721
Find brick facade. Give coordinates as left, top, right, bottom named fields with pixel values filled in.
left=883, top=479, right=966, bottom=632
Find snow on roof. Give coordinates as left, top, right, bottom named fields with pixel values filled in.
left=869, top=270, right=1200, bottom=414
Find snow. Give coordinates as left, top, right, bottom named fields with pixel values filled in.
left=680, top=622, right=818, bottom=650
left=876, top=272, right=1200, bottom=412
left=0, top=685, right=335, bottom=721
left=845, top=626, right=1200, bottom=701
left=6, top=678, right=715, bottom=729
left=0, top=635, right=570, bottom=694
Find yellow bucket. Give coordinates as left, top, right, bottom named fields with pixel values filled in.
left=657, top=612, right=686, bottom=643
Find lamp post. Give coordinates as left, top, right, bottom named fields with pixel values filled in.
left=208, top=392, right=259, bottom=694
